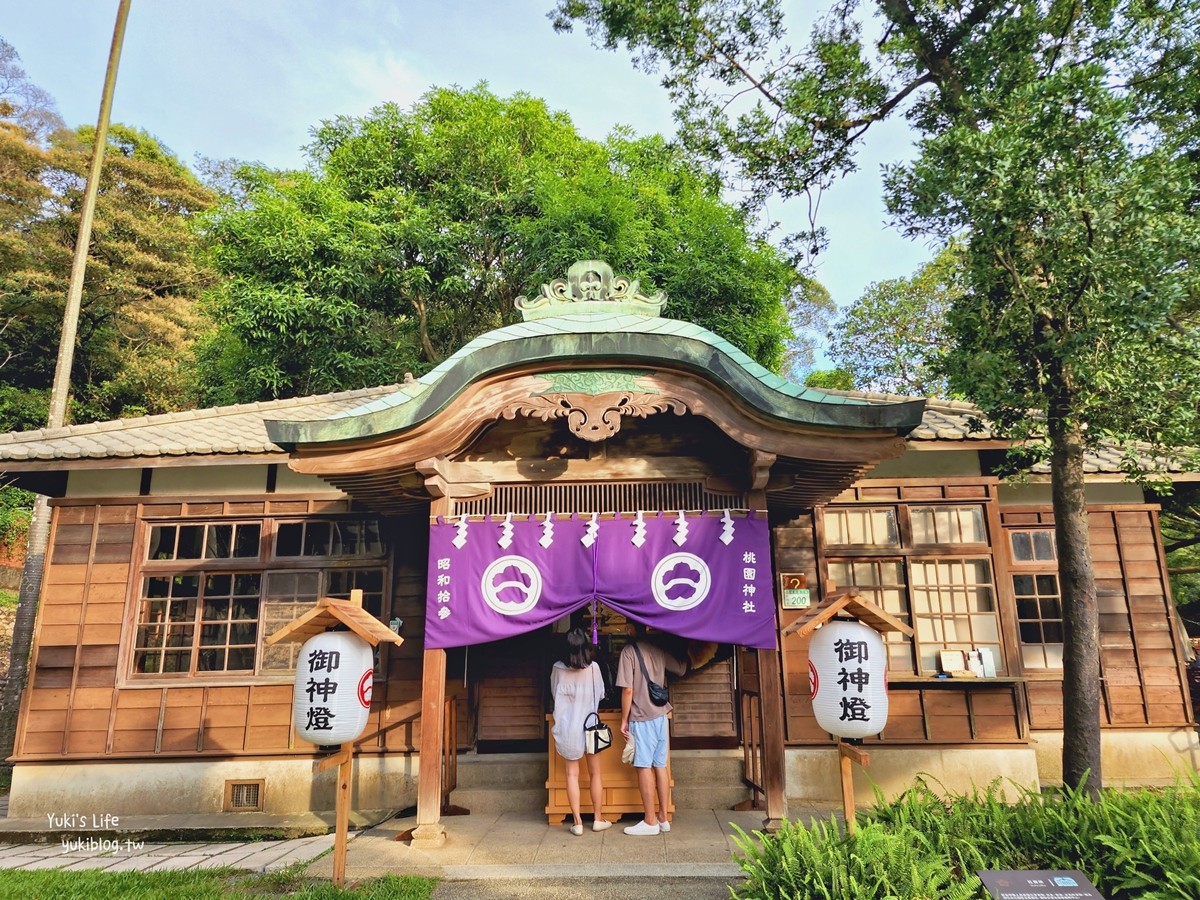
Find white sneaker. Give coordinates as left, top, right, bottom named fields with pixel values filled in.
left=592, top=819, right=613, bottom=832
left=658, top=821, right=671, bottom=833
left=623, top=820, right=661, bottom=836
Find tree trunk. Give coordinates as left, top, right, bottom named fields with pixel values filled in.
left=1048, top=415, right=1102, bottom=797
left=0, top=495, right=50, bottom=766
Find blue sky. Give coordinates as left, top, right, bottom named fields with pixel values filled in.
left=3, top=0, right=933, bottom=347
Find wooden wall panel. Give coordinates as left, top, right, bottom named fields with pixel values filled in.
left=476, top=676, right=544, bottom=741
left=17, top=501, right=433, bottom=762
left=1027, top=681, right=1064, bottom=729
left=880, top=691, right=926, bottom=741
left=671, top=659, right=735, bottom=738
left=161, top=687, right=204, bottom=744
left=1005, top=505, right=1192, bottom=731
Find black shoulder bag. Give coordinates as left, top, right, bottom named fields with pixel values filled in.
left=632, top=642, right=670, bottom=707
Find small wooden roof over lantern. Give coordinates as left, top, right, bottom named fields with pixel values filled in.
left=266, top=588, right=404, bottom=648
left=782, top=588, right=914, bottom=639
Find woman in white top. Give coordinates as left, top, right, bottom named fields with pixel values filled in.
left=550, top=627, right=612, bottom=835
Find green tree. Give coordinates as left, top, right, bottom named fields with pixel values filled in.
left=0, top=120, right=216, bottom=429
left=553, top=0, right=1200, bottom=794
left=196, top=85, right=822, bottom=403
left=828, top=246, right=959, bottom=396
left=804, top=368, right=854, bottom=391
left=0, top=37, right=62, bottom=426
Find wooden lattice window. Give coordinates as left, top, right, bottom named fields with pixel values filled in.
left=224, top=780, right=264, bottom=812
left=827, top=558, right=914, bottom=674
left=134, top=572, right=261, bottom=674
left=135, top=515, right=388, bottom=679
left=908, top=558, right=1001, bottom=675
left=147, top=522, right=261, bottom=561
left=275, top=519, right=383, bottom=557
left=909, top=505, right=987, bottom=545
left=824, top=508, right=899, bottom=547
left=1009, top=528, right=1063, bottom=669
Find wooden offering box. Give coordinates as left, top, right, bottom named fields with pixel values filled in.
left=544, top=711, right=674, bottom=825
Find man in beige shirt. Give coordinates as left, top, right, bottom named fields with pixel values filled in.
left=616, top=623, right=687, bottom=835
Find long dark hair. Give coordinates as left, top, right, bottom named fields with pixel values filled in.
left=564, top=627, right=593, bottom=669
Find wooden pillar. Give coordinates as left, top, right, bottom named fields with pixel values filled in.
left=333, top=748, right=353, bottom=885
left=749, top=483, right=787, bottom=833
left=756, top=647, right=788, bottom=831
left=839, top=743, right=855, bottom=837
left=412, top=646, right=447, bottom=848
left=837, top=741, right=868, bottom=837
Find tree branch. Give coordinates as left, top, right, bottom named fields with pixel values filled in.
left=837, top=73, right=936, bottom=128
left=697, top=24, right=786, bottom=112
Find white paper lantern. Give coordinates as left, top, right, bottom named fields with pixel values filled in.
left=808, top=620, right=889, bottom=739
left=293, top=632, right=374, bottom=745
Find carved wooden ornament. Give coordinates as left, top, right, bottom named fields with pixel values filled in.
left=500, top=388, right=687, bottom=441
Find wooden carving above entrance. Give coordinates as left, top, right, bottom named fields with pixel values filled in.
left=499, top=371, right=687, bottom=441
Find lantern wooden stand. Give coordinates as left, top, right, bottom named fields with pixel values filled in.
left=783, top=589, right=913, bottom=837
left=267, top=589, right=404, bottom=887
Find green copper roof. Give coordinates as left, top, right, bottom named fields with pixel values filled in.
left=266, top=311, right=925, bottom=448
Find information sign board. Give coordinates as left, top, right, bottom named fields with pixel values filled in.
left=978, top=870, right=1104, bottom=900
left=779, top=573, right=810, bottom=609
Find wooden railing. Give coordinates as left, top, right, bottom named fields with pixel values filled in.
left=738, top=688, right=766, bottom=810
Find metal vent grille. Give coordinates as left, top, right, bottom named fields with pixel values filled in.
left=224, top=780, right=263, bottom=812
left=450, top=481, right=745, bottom=517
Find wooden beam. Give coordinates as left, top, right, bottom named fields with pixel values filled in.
left=839, top=741, right=869, bottom=767
left=423, top=456, right=720, bottom=485
left=314, top=746, right=352, bottom=774
left=756, top=647, right=788, bottom=832
left=412, top=646, right=448, bottom=848
left=748, top=450, right=776, bottom=492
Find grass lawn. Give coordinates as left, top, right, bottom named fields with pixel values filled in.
left=0, top=588, right=17, bottom=608
left=0, top=867, right=436, bottom=899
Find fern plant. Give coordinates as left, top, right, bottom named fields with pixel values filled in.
left=730, top=817, right=982, bottom=899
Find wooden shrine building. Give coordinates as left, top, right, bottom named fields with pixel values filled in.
left=0, top=261, right=1195, bottom=835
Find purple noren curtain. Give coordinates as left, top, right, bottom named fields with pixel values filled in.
left=425, top=511, right=776, bottom=649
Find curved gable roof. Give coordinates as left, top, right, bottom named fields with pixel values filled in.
left=265, top=312, right=925, bottom=449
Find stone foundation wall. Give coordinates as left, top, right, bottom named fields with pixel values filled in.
left=8, top=754, right=418, bottom=819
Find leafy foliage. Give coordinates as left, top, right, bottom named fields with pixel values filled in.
left=733, top=775, right=1200, bottom=899
left=804, top=368, right=854, bottom=391
left=0, top=483, right=31, bottom=550
left=828, top=245, right=960, bottom=396
left=196, top=85, right=823, bottom=403
left=0, top=41, right=217, bottom=429
left=731, top=816, right=979, bottom=899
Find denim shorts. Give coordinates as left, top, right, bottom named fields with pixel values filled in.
left=628, top=716, right=669, bottom=768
